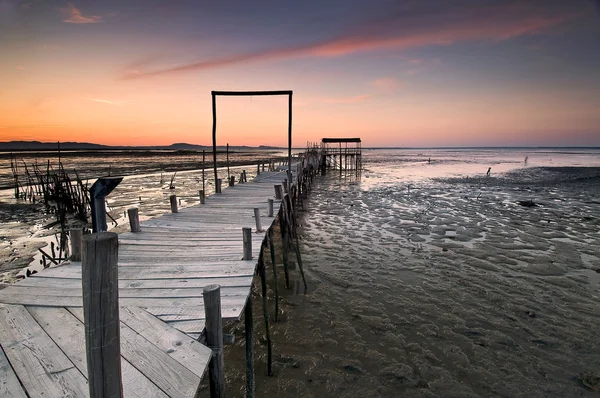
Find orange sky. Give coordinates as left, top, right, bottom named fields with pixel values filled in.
left=1, top=1, right=599, bottom=147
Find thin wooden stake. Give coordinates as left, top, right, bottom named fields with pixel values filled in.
left=203, top=284, right=225, bottom=398
left=82, top=232, right=123, bottom=398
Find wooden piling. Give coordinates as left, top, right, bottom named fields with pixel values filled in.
left=169, top=194, right=178, bottom=213
left=127, top=208, right=140, bottom=233
left=216, top=178, right=222, bottom=194
left=268, top=229, right=279, bottom=321
left=243, top=227, right=252, bottom=260
left=229, top=176, right=235, bottom=187
left=82, top=232, right=123, bottom=398
left=283, top=179, right=288, bottom=194
left=199, top=190, right=205, bottom=204
left=203, top=284, right=225, bottom=398
left=257, top=163, right=260, bottom=175
left=70, top=228, right=82, bottom=261
left=254, top=208, right=262, bottom=232
left=245, top=295, right=255, bottom=398
left=268, top=199, right=274, bottom=217
left=274, top=184, right=283, bottom=200
left=258, top=249, right=273, bottom=376
left=278, top=209, right=290, bottom=289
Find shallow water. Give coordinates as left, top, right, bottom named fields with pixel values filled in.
left=219, top=148, right=600, bottom=397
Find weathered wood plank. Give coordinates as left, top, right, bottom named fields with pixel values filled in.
left=0, top=342, right=27, bottom=398
left=27, top=306, right=169, bottom=398
left=18, top=275, right=254, bottom=289
left=69, top=308, right=203, bottom=398
left=0, top=304, right=89, bottom=398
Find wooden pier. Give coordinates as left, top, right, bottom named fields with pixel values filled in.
left=0, top=155, right=320, bottom=397
left=320, top=137, right=362, bottom=174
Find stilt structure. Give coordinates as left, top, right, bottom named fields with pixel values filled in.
left=320, top=138, right=362, bottom=175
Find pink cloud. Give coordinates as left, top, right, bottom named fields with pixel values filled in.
left=62, top=4, right=102, bottom=24
left=123, top=3, right=570, bottom=79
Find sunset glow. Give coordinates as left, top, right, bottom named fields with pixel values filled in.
left=1, top=0, right=599, bottom=147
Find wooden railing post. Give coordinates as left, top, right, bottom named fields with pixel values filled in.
left=242, top=227, right=252, bottom=260
left=70, top=228, right=83, bottom=261
left=229, top=176, right=235, bottom=186
left=253, top=208, right=262, bottom=232
left=169, top=194, right=178, bottom=213
left=199, top=190, right=205, bottom=204
left=203, top=285, right=225, bottom=398
left=82, top=232, right=123, bottom=398
left=282, top=179, right=288, bottom=194
left=216, top=178, right=222, bottom=194
left=268, top=199, right=274, bottom=217
left=274, top=184, right=283, bottom=200
left=127, top=208, right=140, bottom=232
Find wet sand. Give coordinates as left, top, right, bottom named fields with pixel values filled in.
left=215, top=166, right=600, bottom=397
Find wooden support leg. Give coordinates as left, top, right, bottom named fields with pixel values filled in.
left=268, top=229, right=279, bottom=322
left=245, top=295, right=255, bottom=398
left=258, top=250, right=273, bottom=376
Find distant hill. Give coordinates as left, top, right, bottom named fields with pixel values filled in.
left=0, top=141, right=284, bottom=152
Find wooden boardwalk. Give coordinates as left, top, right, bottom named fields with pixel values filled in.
left=0, top=170, right=291, bottom=397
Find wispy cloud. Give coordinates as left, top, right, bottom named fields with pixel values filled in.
left=323, top=95, right=371, bottom=104
left=122, top=2, right=571, bottom=79
left=370, top=78, right=401, bottom=93
left=88, top=98, right=122, bottom=106
left=62, top=4, right=102, bottom=24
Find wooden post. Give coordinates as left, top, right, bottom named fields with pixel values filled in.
left=257, top=163, right=260, bottom=175
left=268, top=199, right=274, bottom=217
left=169, top=194, right=178, bottom=213
left=82, top=232, right=123, bottom=398
left=226, top=143, right=230, bottom=180
left=282, top=179, right=288, bottom=194
left=229, top=176, right=235, bottom=186
left=268, top=229, right=279, bottom=322
left=279, top=209, right=290, bottom=289
left=199, top=190, right=205, bottom=204
left=242, top=170, right=247, bottom=183
left=127, top=208, right=140, bottom=233
left=253, top=208, right=262, bottom=232
left=243, top=227, right=252, bottom=260
left=245, top=294, right=255, bottom=398
left=202, top=150, right=206, bottom=194
left=262, top=163, right=265, bottom=172
left=203, top=285, right=225, bottom=398
left=258, top=251, right=273, bottom=376
left=216, top=178, right=222, bottom=194
left=70, top=228, right=82, bottom=261
left=274, top=184, right=283, bottom=200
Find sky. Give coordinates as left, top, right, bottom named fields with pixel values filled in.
left=0, top=0, right=599, bottom=147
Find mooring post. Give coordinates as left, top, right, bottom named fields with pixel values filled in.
left=82, top=232, right=123, bottom=398
left=199, top=190, right=205, bottom=204
left=245, top=294, right=255, bottom=398
left=268, top=199, right=274, bottom=217
left=169, top=194, right=178, bottom=213
left=70, top=228, right=83, bottom=261
left=253, top=208, right=262, bottom=232
left=243, top=227, right=252, bottom=260
left=127, top=208, right=140, bottom=233
left=216, top=178, right=222, bottom=194
left=274, top=184, right=283, bottom=200
left=203, top=285, right=225, bottom=398
left=229, top=175, right=235, bottom=187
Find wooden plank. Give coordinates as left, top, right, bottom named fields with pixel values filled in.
left=69, top=308, right=203, bottom=398
left=117, top=306, right=211, bottom=378
left=18, top=275, right=254, bottom=289
left=0, top=304, right=88, bottom=397
left=0, top=343, right=27, bottom=398
left=1, top=285, right=251, bottom=299
left=27, top=306, right=169, bottom=398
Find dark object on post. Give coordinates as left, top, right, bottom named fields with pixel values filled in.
left=70, top=228, right=83, bottom=261
left=203, top=285, right=225, bottom=398
left=243, top=227, right=252, bottom=260
left=170, top=195, right=178, bottom=213
left=82, top=232, right=123, bottom=398
left=127, top=208, right=140, bottom=232
left=90, top=177, right=123, bottom=232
